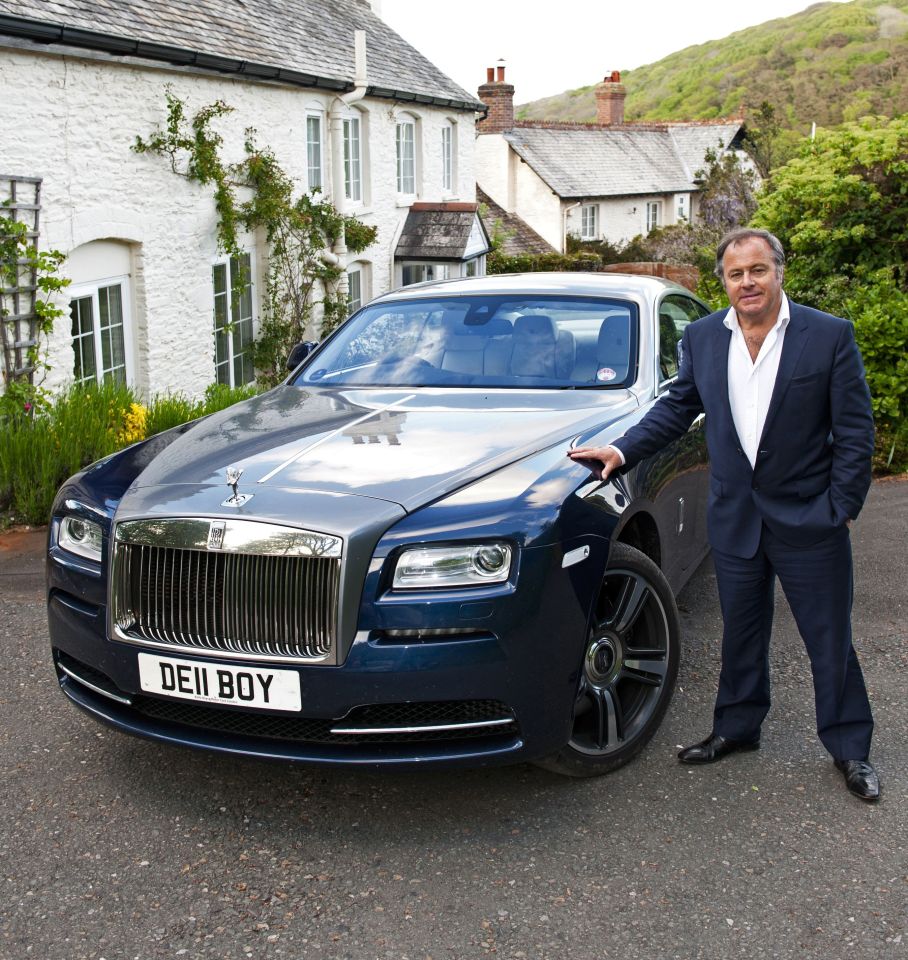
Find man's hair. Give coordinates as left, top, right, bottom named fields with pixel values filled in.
left=714, top=228, right=786, bottom=281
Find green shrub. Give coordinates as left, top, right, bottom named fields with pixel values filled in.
left=487, top=250, right=600, bottom=274
left=0, top=380, right=137, bottom=524
left=845, top=270, right=908, bottom=474
left=199, top=382, right=259, bottom=414
left=0, top=380, right=262, bottom=526
left=145, top=392, right=203, bottom=436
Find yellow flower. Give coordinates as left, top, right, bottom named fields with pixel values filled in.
left=116, top=403, right=148, bottom=445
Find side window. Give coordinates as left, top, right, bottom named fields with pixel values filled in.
left=658, top=294, right=705, bottom=384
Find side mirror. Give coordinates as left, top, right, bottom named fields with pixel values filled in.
left=286, top=341, right=318, bottom=371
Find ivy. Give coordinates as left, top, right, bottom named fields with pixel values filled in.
left=0, top=206, right=70, bottom=419
left=134, top=90, right=378, bottom=386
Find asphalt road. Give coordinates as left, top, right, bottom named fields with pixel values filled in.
left=1, top=480, right=905, bottom=960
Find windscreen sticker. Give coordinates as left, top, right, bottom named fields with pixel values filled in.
left=597, top=367, right=618, bottom=382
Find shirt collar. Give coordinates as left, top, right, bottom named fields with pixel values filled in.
left=723, top=293, right=791, bottom=333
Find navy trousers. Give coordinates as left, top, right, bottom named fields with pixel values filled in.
left=710, top=523, right=874, bottom=761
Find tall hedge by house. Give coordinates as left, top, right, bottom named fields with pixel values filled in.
left=752, top=115, right=908, bottom=473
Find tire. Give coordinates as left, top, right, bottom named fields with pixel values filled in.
left=535, top=541, right=681, bottom=778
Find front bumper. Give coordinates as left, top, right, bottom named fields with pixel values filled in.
left=47, top=537, right=606, bottom=769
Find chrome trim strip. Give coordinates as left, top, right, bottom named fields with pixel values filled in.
left=115, top=518, right=342, bottom=558
left=59, top=663, right=133, bottom=705
left=329, top=717, right=515, bottom=735
left=257, top=393, right=415, bottom=484
left=110, top=632, right=331, bottom=665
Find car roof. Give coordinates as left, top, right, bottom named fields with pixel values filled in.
left=372, top=271, right=692, bottom=304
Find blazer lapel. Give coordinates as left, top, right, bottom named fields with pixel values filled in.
left=712, top=321, right=733, bottom=423
left=759, top=305, right=809, bottom=445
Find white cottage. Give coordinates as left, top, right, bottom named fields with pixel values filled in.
left=0, top=0, right=488, bottom=398
left=474, top=67, right=746, bottom=253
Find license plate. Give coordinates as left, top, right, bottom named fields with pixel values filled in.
left=138, top=653, right=301, bottom=712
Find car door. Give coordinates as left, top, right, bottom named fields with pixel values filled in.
left=653, top=293, right=712, bottom=576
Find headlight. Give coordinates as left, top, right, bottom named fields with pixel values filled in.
left=59, top=515, right=104, bottom=562
left=392, top=542, right=513, bottom=589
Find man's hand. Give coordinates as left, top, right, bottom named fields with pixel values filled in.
left=567, top=445, right=624, bottom=482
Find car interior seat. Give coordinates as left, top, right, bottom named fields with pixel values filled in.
left=595, top=313, right=631, bottom=383
left=508, top=315, right=574, bottom=380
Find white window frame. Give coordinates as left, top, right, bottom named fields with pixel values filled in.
left=646, top=200, right=662, bottom=232
left=347, top=263, right=365, bottom=316
left=343, top=115, right=362, bottom=202
left=676, top=193, right=688, bottom=221
left=68, top=276, right=133, bottom=386
left=212, top=251, right=256, bottom=388
left=441, top=121, right=455, bottom=193
left=306, top=112, right=324, bottom=193
left=396, top=115, right=416, bottom=196
left=580, top=204, right=598, bottom=240
left=400, top=261, right=452, bottom=286
left=464, top=255, right=485, bottom=277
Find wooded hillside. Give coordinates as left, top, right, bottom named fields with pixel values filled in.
left=517, top=0, right=908, bottom=135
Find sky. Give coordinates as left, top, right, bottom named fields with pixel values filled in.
left=378, top=0, right=846, bottom=103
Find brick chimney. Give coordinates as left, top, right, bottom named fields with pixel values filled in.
left=595, top=71, right=626, bottom=125
left=477, top=64, right=515, bottom=134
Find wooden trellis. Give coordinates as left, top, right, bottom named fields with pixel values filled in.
left=1, top=174, right=43, bottom=388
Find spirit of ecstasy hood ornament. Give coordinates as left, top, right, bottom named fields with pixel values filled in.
left=222, top=466, right=253, bottom=507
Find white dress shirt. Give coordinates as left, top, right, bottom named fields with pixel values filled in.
left=725, top=294, right=790, bottom=468
left=607, top=294, right=791, bottom=469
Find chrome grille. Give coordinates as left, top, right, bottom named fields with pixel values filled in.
left=111, top=519, right=342, bottom=662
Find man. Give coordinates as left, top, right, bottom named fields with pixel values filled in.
left=569, top=228, right=879, bottom=801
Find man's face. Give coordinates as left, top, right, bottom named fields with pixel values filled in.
left=721, top=237, right=783, bottom=326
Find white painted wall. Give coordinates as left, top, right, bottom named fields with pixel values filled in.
left=563, top=192, right=693, bottom=246
left=0, top=40, right=478, bottom=399
left=475, top=133, right=561, bottom=251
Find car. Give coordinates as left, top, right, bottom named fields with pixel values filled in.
left=47, top=272, right=713, bottom=777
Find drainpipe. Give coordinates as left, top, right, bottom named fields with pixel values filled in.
left=327, top=30, right=369, bottom=305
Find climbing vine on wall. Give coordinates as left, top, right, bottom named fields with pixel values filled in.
left=134, top=89, right=377, bottom=386
left=0, top=205, right=69, bottom=418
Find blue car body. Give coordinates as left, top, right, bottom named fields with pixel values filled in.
left=47, top=273, right=711, bottom=772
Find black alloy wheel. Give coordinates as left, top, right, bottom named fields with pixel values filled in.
left=536, top=541, right=680, bottom=777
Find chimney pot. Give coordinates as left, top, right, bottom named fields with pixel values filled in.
left=477, top=65, right=515, bottom=134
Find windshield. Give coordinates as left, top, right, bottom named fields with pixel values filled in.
left=295, top=295, right=639, bottom=389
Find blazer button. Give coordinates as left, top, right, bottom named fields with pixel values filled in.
left=753, top=484, right=760, bottom=491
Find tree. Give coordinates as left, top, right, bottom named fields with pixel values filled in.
left=752, top=115, right=908, bottom=471
left=649, top=147, right=758, bottom=303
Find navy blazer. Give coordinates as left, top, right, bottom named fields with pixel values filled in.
left=615, top=300, right=875, bottom=558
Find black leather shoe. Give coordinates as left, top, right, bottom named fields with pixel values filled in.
left=834, top=759, right=881, bottom=802
left=677, top=733, right=760, bottom=764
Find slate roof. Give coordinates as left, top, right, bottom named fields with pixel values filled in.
left=503, top=121, right=744, bottom=198
left=0, top=0, right=484, bottom=110
left=395, top=203, right=490, bottom=261
left=477, top=187, right=555, bottom=256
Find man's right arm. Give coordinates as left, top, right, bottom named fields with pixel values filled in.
left=568, top=325, right=705, bottom=479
